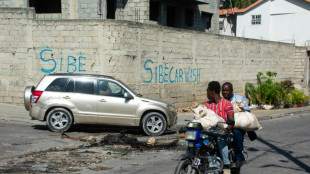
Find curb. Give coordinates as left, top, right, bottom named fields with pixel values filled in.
left=174, top=108, right=310, bottom=130
left=257, top=109, right=310, bottom=121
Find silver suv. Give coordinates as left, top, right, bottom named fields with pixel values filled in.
left=24, top=74, right=177, bottom=136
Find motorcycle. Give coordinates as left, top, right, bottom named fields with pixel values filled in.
left=175, top=122, right=247, bottom=174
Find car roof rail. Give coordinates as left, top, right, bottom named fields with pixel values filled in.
left=48, top=73, right=115, bottom=79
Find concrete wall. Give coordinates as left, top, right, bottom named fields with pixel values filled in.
left=0, top=0, right=27, bottom=8
left=0, top=0, right=219, bottom=33
left=199, top=0, right=220, bottom=33
left=0, top=8, right=308, bottom=108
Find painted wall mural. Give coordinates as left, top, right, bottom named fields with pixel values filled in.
left=143, top=59, right=201, bottom=84
left=40, top=47, right=86, bottom=74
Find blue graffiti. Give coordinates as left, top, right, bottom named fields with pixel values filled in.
left=40, top=48, right=56, bottom=73
left=143, top=59, right=201, bottom=83
left=40, top=47, right=86, bottom=74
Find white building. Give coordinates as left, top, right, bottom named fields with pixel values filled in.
left=219, top=0, right=310, bottom=46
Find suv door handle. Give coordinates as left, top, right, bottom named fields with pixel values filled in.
left=63, top=96, right=71, bottom=99
left=99, top=99, right=106, bottom=102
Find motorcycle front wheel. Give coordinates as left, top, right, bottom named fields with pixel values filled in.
left=231, top=167, right=241, bottom=174
left=174, top=159, right=198, bottom=174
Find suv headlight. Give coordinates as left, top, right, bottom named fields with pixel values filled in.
left=166, top=104, right=176, bottom=112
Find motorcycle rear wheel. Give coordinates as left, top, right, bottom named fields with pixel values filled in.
left=174, top=159, right=198, bottom=174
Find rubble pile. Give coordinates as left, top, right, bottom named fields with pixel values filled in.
left=100, top=132, right=141, bottom=148
left=0, top=148, right=114, bottom=173
left=0, top=132, right=179, bottom=173
left=99, top=132, right=179, bottom=149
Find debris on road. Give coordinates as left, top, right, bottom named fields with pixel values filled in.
left=88, top=136, right=97, bottom=145
left=131, top=162, right=139, bottom=166
left=177, top=101, right=200, bottom=113
left=99, top=132, right=141, bottom=148
left=0, top=132, right=180, bottom=173
left=48, top=146, right=57, bottom=151
left=61, top=132, right=87, bottom=142
left=0, top=148, right=117, bottom=173
left=98, top=132, right=179, bottom=149
left=88, top=165, right=112, bottom=171
left=147, top=137, right=155, bottom=146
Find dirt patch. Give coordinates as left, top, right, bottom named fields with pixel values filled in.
left=0, top=147, right=116, bottom=173
left=177, top=102, right=201, bottom=113
left=0, top=132, right=180, bottom=173
left=97, top=132, right=179, bottom=149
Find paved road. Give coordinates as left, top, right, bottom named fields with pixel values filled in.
left=1, top=104, right=310, bottom=173
left=83, top=113, right=310, bottom=174
left=0, top=119, right=158, bottom=160
left=241, top=113, right=310, bottom=174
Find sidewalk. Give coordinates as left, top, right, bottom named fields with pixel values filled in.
left=0, top=104, right=31, bottom=122
left=0, top=103, right=310, bottom=129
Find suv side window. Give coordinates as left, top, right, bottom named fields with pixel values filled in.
left=75, top=79, right=95, bottom=94
left=45, top=78, right=69, bottom=92
left=64, top=79, right=74, bottom=92
left=98, top=80, right=125, bottom=97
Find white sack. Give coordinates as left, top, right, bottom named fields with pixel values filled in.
left=231, top=99, right=247, bottom=113
left=192, top=105, right=227, bottom=130
left=231, top=99, right=262, bottom=131
left=234, top=112, right=262, bottom=131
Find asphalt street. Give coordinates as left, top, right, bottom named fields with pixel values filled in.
left=91, top=113, right=310, bottom=174
left=0, top=104, right=310, bottom=173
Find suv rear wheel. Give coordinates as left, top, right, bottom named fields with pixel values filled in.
left=46, top=108, right=73, bottom=132
left=142, top=112, right=167, bottom=136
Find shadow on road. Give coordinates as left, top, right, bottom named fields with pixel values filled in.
left=31, top=124, right=176, bottom=136
left=257, top=137, right=310, bottom=173
left=31, top=124, right=49, bottom=131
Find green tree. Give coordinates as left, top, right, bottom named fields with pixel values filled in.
left=223, top=0, right=258, bottom=9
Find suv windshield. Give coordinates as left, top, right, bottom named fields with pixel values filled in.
left=117, top=80, right=140, bottom=96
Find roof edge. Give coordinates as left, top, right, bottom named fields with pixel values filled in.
left=220, top=0, right=310, bottom=16
left=219, top=0, right=264, bottom=15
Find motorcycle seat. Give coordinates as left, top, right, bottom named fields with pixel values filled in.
left=204, top=126, right=229, bottom=137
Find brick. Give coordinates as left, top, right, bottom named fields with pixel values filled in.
left=0, top=8, right=308, bottom=107
left=3, top=97, right=12, bottom=103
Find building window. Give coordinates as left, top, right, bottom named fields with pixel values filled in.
left=219, top=21, right=224, bottom=30
left=202, top=12, right=212, bottom=30
left=185, top=9, right=194, bottom=27
left=167, top=5, right=176, bottom=27
left=150, top=1, right=159, bottom=21
left=251, top=15, right=261, bottom=25
left=28, top=0, right=34, bottom=7
left=107, top=0, right=116, bottom=19
left=28, top=0, right=61, bottom=13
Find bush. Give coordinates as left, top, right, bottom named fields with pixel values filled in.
left=276, top=80, right=294, bottom=105
left=291, top=89, right=309, bottom=104
left=245, top=72, right=297, bottom=106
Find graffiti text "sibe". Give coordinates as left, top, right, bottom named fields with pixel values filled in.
left=40, top=48, right=86, bottom=74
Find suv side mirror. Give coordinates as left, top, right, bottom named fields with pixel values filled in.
left=124, top=92, right=133, bottom=99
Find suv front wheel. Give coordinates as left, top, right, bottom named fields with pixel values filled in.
left=142, top=112, right=167, bottom=136
left=46, top=108, right=73, bottom=132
